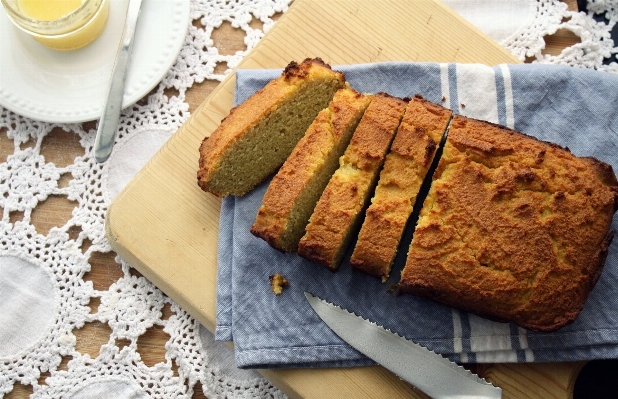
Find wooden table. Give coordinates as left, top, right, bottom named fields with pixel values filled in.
left=2, top=1, right=593, bottom=398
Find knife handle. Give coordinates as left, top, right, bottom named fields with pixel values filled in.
left=94, top=0, right=143, bottom=163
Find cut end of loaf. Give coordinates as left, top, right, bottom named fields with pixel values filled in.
left=197, top=58, right=346, bottom=197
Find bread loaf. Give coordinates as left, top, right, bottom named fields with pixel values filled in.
left=351, top=95, right=452, bottom=280
left=251, top=88, right=372, bottom=252
left=399, top=115, right=618, bottom=332
left=298, top=93, right=408, bottom=270
left=197, top=58, right=346, bottom=197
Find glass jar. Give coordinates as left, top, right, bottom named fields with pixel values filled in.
left=1, top=0, right=109, bottom=51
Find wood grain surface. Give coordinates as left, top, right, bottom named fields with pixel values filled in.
left=2, top=1, right=590, bottom=398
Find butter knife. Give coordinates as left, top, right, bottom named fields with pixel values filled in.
left=94, top=0, right=143, bottom=163
left=304, top=292, right=502, bottom=399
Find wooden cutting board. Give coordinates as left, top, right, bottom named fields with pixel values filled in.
left=105, top=0, right=582, bottom=397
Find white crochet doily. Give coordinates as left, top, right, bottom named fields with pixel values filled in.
left=443, top=0, right=618, bottom=71
left=1, top=1, right=616, bottom=398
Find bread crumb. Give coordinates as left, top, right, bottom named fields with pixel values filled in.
left=269, top=273, right=289, bottom=295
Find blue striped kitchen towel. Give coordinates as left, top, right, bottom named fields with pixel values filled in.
left=215, top=62, right=618, bottom=369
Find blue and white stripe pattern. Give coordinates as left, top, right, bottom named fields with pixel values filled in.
left=215, top=62, right=618, bottom=369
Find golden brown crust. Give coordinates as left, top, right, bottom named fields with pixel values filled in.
left=583, top=157, right=618, bottom=210
left=350, top=95, right=452, bottom=279
left=197, top=58, right=346, bottom=197
left=282, top=57, right=336, bottom=81
left=250, top=88, right=372, bottom=252
left=399, top=115, right=618, bottom=332
left=298, top=93, right=408, bottom=270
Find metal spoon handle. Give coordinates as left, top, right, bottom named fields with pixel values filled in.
left=94, top=0, right=143, bottom=163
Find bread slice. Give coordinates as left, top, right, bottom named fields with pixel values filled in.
left=298, top=93, right=408, bottom=270
left=400, top=115, right=618, bottom=332
left=350, top=95, right=452, bottom=280
left=250, top=88, right=372, bottom=252
left=197, top=58, right=346, bottom=197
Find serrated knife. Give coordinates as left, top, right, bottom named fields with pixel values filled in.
left=304, top=292, right=502, bottom=399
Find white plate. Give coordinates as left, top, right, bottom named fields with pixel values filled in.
left=0, top=0, right=190, bottom=123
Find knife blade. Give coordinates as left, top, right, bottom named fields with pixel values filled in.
left=304, top=292, right=502, bottom=399
left=94, top=0, right=143, bottom=163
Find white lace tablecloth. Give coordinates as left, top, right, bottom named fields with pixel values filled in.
left=1, top=1, right=617, bottom=398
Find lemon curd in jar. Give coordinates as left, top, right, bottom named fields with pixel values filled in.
left=18, top=0, right=82, bottom=20
left=1, top=0, right=109, bottom=50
